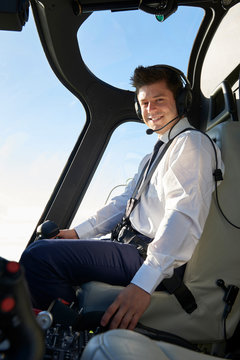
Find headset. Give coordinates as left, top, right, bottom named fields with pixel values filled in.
left=134, top=64, right=193, bottom=120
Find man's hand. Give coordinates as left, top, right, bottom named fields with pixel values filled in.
left=100, top=283, right=151, bottom=330
left=58, top=229, right=79, bottom=239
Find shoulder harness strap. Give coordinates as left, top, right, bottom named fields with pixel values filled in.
left=162, top=274, right=197, bottom=314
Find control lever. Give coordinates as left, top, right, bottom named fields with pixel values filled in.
left=35, top=220, right=60, bottom=241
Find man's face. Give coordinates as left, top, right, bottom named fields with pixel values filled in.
left=137, top=80, right=179, bottom=135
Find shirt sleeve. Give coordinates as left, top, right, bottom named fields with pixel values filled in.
left=74, top=155, right=150, bottom=239
left=131, top=132, right=223, bottom=294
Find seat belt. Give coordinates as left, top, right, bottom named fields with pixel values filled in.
left=125, top=139, right=173, bottom=219
left=162, top=274, right=197, bottom=314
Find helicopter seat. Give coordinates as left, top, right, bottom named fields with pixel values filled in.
left=78, top=113, right=240, bottom=344
left=81, top=329, right=226, bottom=360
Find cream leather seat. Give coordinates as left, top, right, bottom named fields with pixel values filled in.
left=81, top=329, right=226, bottom=360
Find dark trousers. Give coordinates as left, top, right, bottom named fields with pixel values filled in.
left=20, top=239, right=144, bottom=309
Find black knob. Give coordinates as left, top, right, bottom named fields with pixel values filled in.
left=35, top=220, right=59, bottom=240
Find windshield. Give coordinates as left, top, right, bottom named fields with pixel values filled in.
left=78, top=7, right=204, bottom=89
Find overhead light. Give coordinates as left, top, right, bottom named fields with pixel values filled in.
left=139, top=0, right=177, bottom=21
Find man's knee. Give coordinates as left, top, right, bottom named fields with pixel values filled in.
left=20, top=240, right=49, bottom=270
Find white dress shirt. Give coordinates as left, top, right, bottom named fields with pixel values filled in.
left=74, top=118, right=224, bottom=294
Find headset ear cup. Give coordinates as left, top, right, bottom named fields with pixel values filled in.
left=176, top=86, right=192, bottom=117
left=135, top=95, right=143, bottom=120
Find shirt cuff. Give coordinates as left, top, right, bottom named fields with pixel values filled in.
left=74, top=220, right=98, bottom=239
left=131, top=263, right=164, bottom=294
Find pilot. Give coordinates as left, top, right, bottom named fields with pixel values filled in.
left=20, top=65, right=224, bottom=330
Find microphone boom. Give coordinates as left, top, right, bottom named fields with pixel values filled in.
left=146, top=115, right=180, bottom=135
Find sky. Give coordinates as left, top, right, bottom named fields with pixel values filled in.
left=0, top=5, right=204, bottom=261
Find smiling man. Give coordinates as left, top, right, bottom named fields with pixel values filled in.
left=137, top=71, right=180, bottom=134
left=20, top=65, right=224, bottom=330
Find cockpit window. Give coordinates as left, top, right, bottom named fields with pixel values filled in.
left=0, top=14, right=85, bottom=261
left=71, top=121, right=156, bottom=228
left=78, top=7, right=204, bottom=89
left=201, top=3, right=240, bottom=97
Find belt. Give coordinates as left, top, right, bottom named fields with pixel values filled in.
left=111, top=221, right=151, bottom=259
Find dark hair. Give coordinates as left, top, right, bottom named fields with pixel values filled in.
left=130, top=65, right=184, bottom=99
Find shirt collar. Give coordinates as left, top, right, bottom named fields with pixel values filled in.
left=159, top=117, right=194, bottom=144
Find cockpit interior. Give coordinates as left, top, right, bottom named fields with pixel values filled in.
left=0, top=0, right=240, bottom=359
